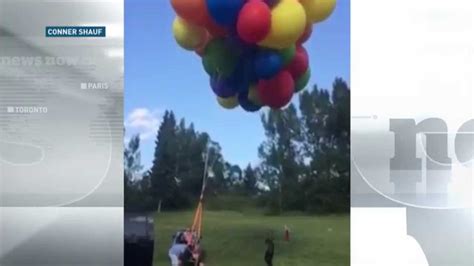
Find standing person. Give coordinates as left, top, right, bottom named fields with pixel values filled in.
left=264, top=238, right=274, bottom=266
left=169, top=243, right=187, bottom=266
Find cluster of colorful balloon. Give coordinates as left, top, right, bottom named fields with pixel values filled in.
left=171, top=0, right=336, bottom=111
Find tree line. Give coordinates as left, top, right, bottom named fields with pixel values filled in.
left=125, top=78, right=350, bottom=214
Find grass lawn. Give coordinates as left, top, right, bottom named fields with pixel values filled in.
left=153, top=210, right=349, bottom=266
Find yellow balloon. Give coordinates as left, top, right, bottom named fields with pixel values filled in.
left=217, top=96, right=239, bottom=109
left=300, top=0, right=337, bottom=23
left=248, top=85, right=262, bottom=106
left=172, top=17, right=207, bottom=51
left=259, top=0, right=307, bottom=49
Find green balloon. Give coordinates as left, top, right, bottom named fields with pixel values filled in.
left=279, top=45, right=296, bottom=66
left=204, top=38, right=239, bottom=78
left=202, top=55, right=217, bottom=76
left=295, top=68, right=311, bottom=93
left=204, top=38, right=227, bottom=57
left=217, top=58, right=238, bottom=78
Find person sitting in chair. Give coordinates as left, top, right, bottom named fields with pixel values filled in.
left=183, top=228, right=194, bottom=245
left=169, top=243, right=187, bottom=266
left=179, top=244, right=206, bottom=266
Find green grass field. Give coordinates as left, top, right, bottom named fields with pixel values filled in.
left=153, top=210, right=349, bottom=266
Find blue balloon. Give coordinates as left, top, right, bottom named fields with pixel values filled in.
left=227, top=33, right=256, bottom=53
left=227, top=57, right=254, bottom=93
left=206, top=0, right=245, bottom=27
left=238, top=92, right=261, bottom=112
left=254, top=50, right=283, bottom=80
left=242, top=50, right=259, bottom=83
left=210, top=77, right=238, bottom=98
left=228, top=72, right=249, bottom=93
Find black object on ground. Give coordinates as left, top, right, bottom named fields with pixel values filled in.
left=124, top=213, right=155, bottom=266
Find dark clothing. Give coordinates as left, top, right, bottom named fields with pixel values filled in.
left=179, top=247, right=193, bottom=263
left=180, top=247, right=206, bottom=266
left=264, top=254, right=273, bottom=266
left=265, top=241, right=274, bottom=266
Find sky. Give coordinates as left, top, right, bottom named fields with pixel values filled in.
left=125, top=0, right=350, bottom=170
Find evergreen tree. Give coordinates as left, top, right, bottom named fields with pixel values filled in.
left=124, top=134, right=148, bottom=211
left=149, top=111, right=182, bottom=210
left=147, top=112, right=229, bottom=210
left=242, top=164, right=257, bottom=195
left=225, top=163, right=243, bottom=189
left=128, top=77, right=350, bottom=214
left=298, top=78, right=350, bottom=212
left=258, top=78, right=350, bottom=213
left=124, top=134, right=142, bottom=185
left=259, top=103, right=304, bottom=213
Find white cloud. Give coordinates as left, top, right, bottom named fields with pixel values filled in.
left=125, top=108, right=162, bottom=141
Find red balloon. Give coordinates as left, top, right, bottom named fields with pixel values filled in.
left=171, top=0, right=227, bottom=37
left=257, top=70, right=294, bottom=109
left=171, top=0, right=209, bottom=26
left=297, top=23, right=313, bottom=45
left=286, top=46, right=309, bottom=80
left=237, top=0, right=271, bottom=43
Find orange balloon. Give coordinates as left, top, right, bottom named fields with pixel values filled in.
left=171, top=0, right=209, bottom=27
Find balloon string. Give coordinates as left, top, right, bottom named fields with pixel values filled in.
left=216, top=68, right=223, bottom=82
